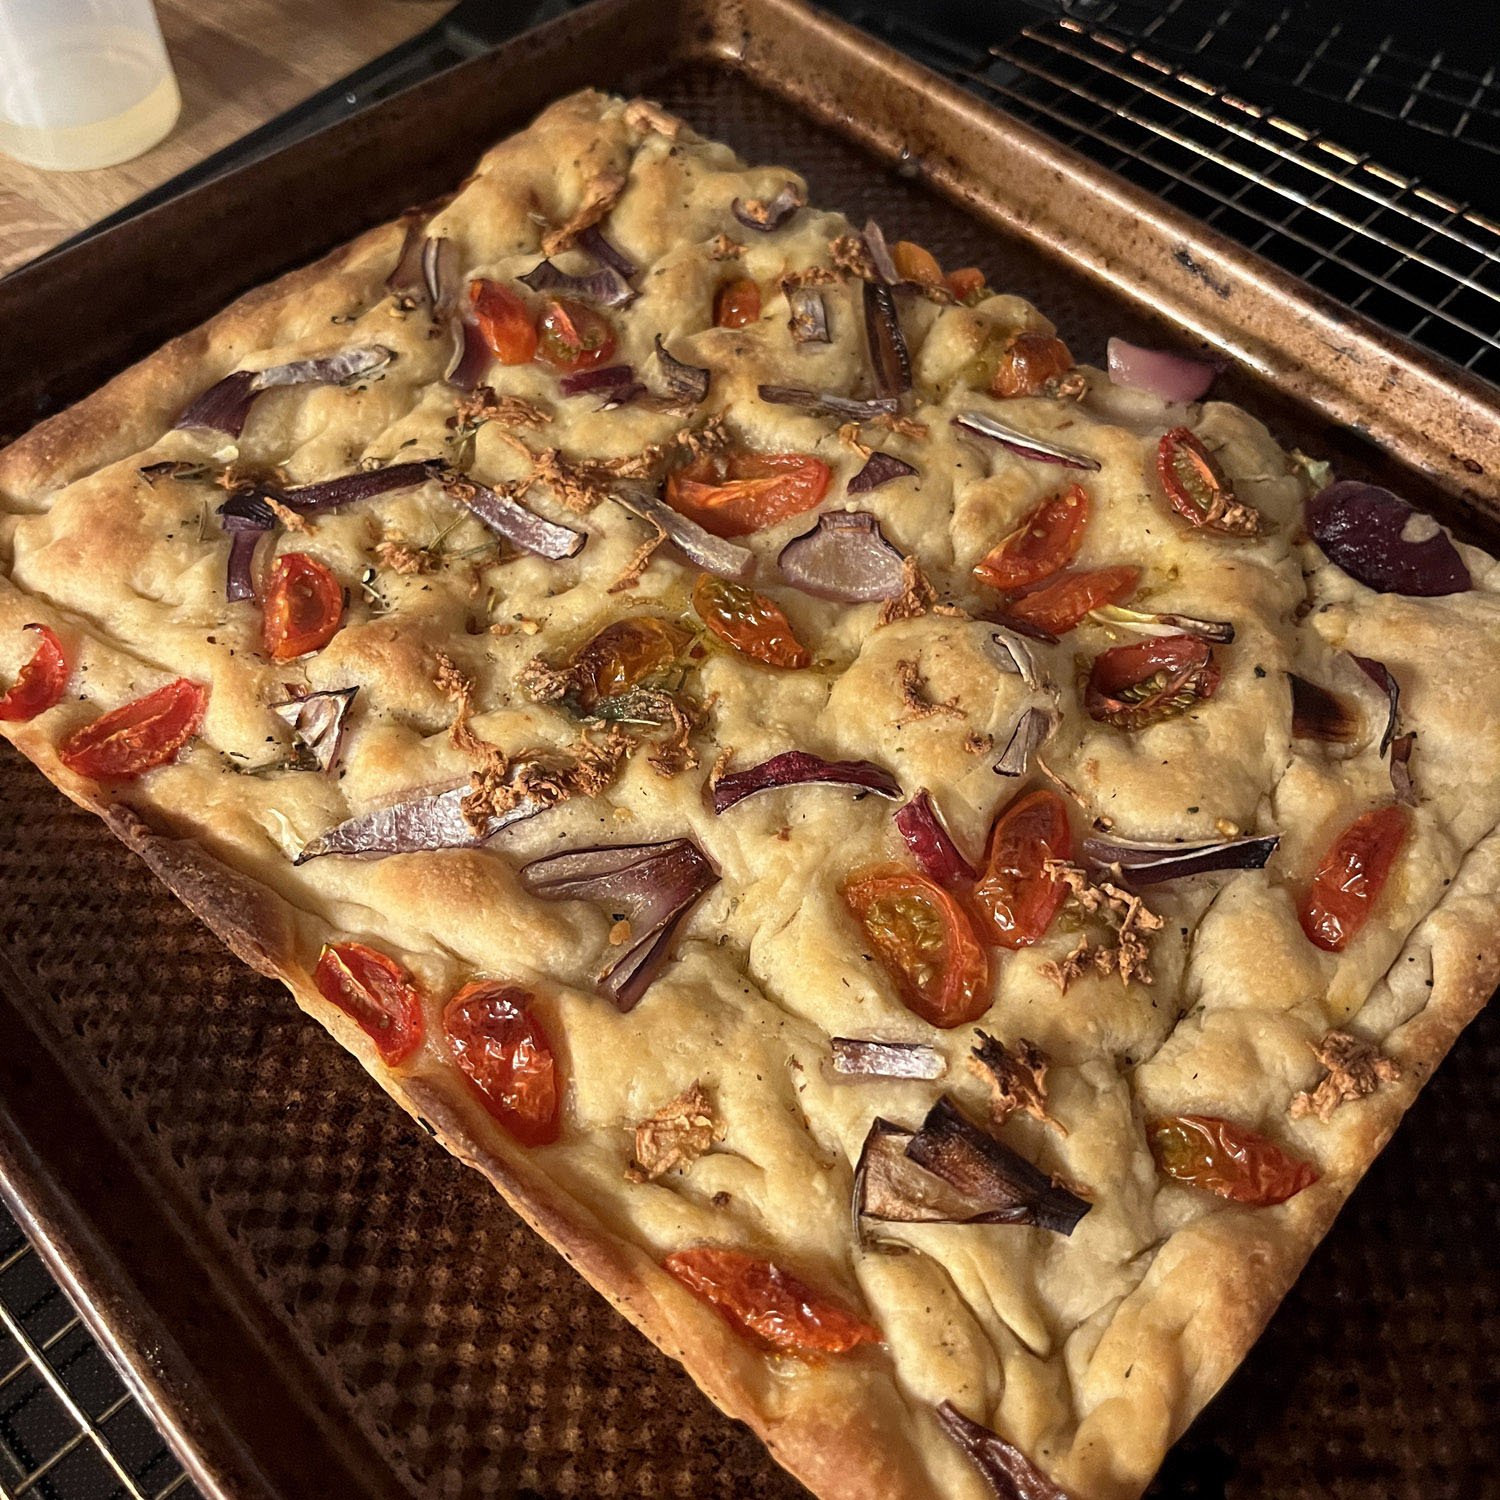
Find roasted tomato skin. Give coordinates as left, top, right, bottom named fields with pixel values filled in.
left=989, top=331, right=1073, bottom=398
left=1005, top=566, right=1140, bottom=637
left=314, top=941, right=425, bottom=1066
left=842, top=866, right=990, bottom=1028
left=713, top=278, right=762, bottom=329
left=58, top=678, right=207, bottom=781
left=972, top=788, right=1073, bottom=949
left=565, top=616, right=692, bottom=709
left=535, top=297, right=617, bottom=373
left=0, top=625, right=67, bottom=721
left=1085, top=633, right=1221, bottom=730
left=444, top=980, right=560, bottom=1147
left=1299, top=804, right=1410, bottom=952
left=469, top=279, right=537, bottom=364
left=262, top=552, right=345, bottom=662
left=665, top=450, right=831, bottom=538
left=974, top=486, right=1089, bottom=593
left=944, top=266, right=988, bottom=304
left=1157, top=426, right=1257, bottom=534
left=663, top=1247, right=881, bottom=1355
left=891, top=240, right=944, bottom=287
left=692, top=575, right=809, bottom=668
left=1148, top=1114, right=1320, bottom=1205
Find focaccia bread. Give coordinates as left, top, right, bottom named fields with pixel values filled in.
left=1, top=89, right=1497, bottom=1500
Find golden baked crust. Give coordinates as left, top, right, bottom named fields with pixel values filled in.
left=0, top=89, right=1497, bottom=1499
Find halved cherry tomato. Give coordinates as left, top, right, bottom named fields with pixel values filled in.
left=692, top=575, right=809, bottom=668
left=314, top=942, right=424, bottom=1066
left=974, top=486, right=1090, bottom=593
left=1148, top=1114, right=1319, bottom=1206
left=842, top=866, right=989, bottom=1028
left=0, top=624, right=67, bottom=722
left=58, top=678, right=207, bottom=781
left=944, top=266, right=988, bottom=304
left=713, top=278, right=762, bottom=329
left=444, top=979, right=560, bottom=1147
left=565, top=616, right=693, bottom=709
left=262, top=552, right=344, bottom=662
left=1004, top=565, right=1141, bottom=637
left=990, top=331, right=1073, bottom=398
left=663, top=1247, right=881, bottom=1356
left=665, top=450, right=831, bottom=539
left=469, top=279, right=537, bottom=365
left=1085, top=633, right=1220, bottom=731
left=1157, top=427, right=1258, bottom=535
left=972, top=788, right=1073, bottom=949
left=535, top=297, right=616, bottom=373
left=1299, top=804, right=1409, bottom=953
left=891, top=240, right=944, bottom=287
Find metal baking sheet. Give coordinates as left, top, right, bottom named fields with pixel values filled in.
left=0, top=1, right=1494, bottom=1496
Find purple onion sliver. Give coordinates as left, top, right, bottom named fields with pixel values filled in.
left=1305, top=481, right=1470, bottom=597
left=935, top=1401, right=1070, bottom=1500
left=516, top=257, right=635, bottom=307
left=279, top=460, right=444, bottom=514
left=294, top=784, right=545, bottom=863
left=445, top=318, right=490, bottom=391
left=952, top=411, right=1100, bottom=472
left=616, top=488, right=754, bottom=580
left=730, top=183, right=805, bottom=233
left=861, top=220, right=900, bottom=286
left=385, top=215, right=427, bottom=301
left=1349, top=653, right=1401, bottom=757
left=757, top=384, right=898, bottom=420
left=895, top=790, right=978, bottom=883
left=577, top=223, right=637, bottom=281
left=847, top=451, right=918, bottom=494
left=711, top=750, right=901, bottom=815
left=863, top=281, right=912, bottom=398
left=786, top=285, right=829, bottom=345
left=652, top=336, right=710, bottom=406
left=830, top=1038, right=947, bottom=1081
left=273, top=686, right=358, bottom=774
left=1390, top=733, right=1416, bottom=805
left=559, top=363, right=637, bottom=397
left=224, top=531, right=261, bottom=603
left=1106, top=337, right=1218, bottom=403
left=1081, top=831, right=1281, bottom=885
left=451, top=480, right=586, bottom=560
left=174, top=370, right=260, bottom=437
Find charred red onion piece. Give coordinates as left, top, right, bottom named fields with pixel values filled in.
left=653, top=336, right=710, bottom=405
left=861, top=220, right=901, bottom=286
left=777, top=511, right=906, bottom=602
left=1106, top=338, right=1218, bottom=403
left=1350, top=654, right=1401, bottom=757
left=272, top=687, right=358, bottom=773
left=786, top=285, right=830, bottom=345
left=757, top=384, right=898, bottom=421
left=519, top=838, right=718, bottom=1010
left=994, top=706, right=1057, bottom=778
left=711, top=750, right=901, bottom=814
left=294, top=784, right=544, bottom=864
left=278, top=459, right=444, bottom=514
left=559, top=363, right=637, bottom=398
left=730, top=183, right=805, bottom=232
left=517, top=257, right=635, bottom=307
left=1081, top=831, right=1280, bottom=885
left=830, top=1039, right=947, bottom=1081
left=863, top=281, right=912, bottom=399
left=577, top=223, right=637, bottom=280
left=847, top=451, right=918, bottom=494
left=447, top=479, right=586, bottom=560
left=216, top=493, right=276, bottom=602
left=176, top=348, right=394, bottom=437
left=935, top=1401, right=1070, bottom=1500
left=612, top=488, right=754, bottom=580
left=953, top=411, right=1100, bottom=472
left=895, top=790, right=978, bottom=883
left=1289, top=673, right=1361, bottom=744
left=1305, top=481, right=1470, bottom=596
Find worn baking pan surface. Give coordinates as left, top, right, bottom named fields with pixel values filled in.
left=0, top=1, right=1494, bottom=1496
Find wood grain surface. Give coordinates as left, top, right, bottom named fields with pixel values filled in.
left=0, top=0, right=455, bottom=277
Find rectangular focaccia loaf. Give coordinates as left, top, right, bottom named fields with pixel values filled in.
left=0, top=89, right=1497, bottom=1500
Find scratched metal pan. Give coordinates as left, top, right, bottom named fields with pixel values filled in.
left=0, top=1, right=1492, bottom=1497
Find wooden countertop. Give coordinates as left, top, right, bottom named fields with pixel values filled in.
left=0, top=0, right=455, bottom=277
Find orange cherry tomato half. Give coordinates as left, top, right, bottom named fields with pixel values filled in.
left=0, top=624, right=68, bottom=722
left=974, top=486, right=1090, bottom=593
left=564, top=616, right=693, bottom=710
left=842, top=867, right=990, bottom=1028
left=989, top=331, right=1073, bottom=398
left=891, top=240, right=944, bottom=287
left=692, top=574, right=810, bottom=668
left=1298, top=804, right=1410, bottom=953
left=713, top=278, right=762, bottom=329
left=444, top=980, right=560, bottom=1147
left=469, top=279, right=538, bottom=365
left=261, top=552, right=345, bottom=663
left=58, top=678, right=208, bottom=782
left=972, top=788, right=1074, bottom=949
left=1148, top=1114, right=1320, bottom=1206
left=663, top=1247, right=881, bottom=1356
left=944, top=266, right=988, bottom=304
left=535, top=297, right=617, bottom=373
left=1085, top=633, right=1221, bottom=731
left=1004, top=565, right=1141, bottom=637
left=665, top=450, right=832, bottom=539
left=314, top=942, right=424, bottom=1067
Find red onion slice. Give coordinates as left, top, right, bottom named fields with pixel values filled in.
left=278, top=459, right=444, bottom=514
left=777, top=511, right=906, bottom=602
left=448, top=479, right=586, bottom=560
left=786, top=285, right=830, bottom=345
left=863, top=281, right=912, bottom=399
left=830, top=1039, right=947, bottom=1080
left=386, top=215, right=427, bottom=302
left=175, top=347, right=395, bottom=436
left=952, top=411, right=1101, bottom=472
left=294, top=784, right=544, bottom=864
left=711, top=750, right=900, bottom=814
left=1081, top=831, right=1281, bottom=885
left=577, top=223, right=637, bottom=280
left=730, top=183, right=805, bottom=232
left=272, top=687, right=358, bottom=773
left=445, top=319, right=490, bottom=391
left=653, top=336, right=710, bottom=406
left=861, top=220, right=901, bottom=286
left=847, top=451, right=917, bottom=494
left=1349, top=654, right=1401, bottom=757
left=1306, top=481, right=1470, bottom=596
left=216, top=493, right=276, bottom=602
left=517, top=257, right=635, bottom=307
left=559, top=363, right=637, bottom=398
left=422, top=235, right=459, bottom=317
left=1087, top=603, right=1235, bottom=644
left=1106, top=337, right=1218, bottom=403
left=895, top=790, right=978, bottom=883
left=994, top=706, right=1058, bottom=778
left=984, top=628, right=1040, bottom=690
left=519, top=838, right=718, bottom=1010
left=757, top=384, right=898, bottom=421
left=614, top=488, right=754, bottom=580
left=935, top=1402, right=1069, bottom=1500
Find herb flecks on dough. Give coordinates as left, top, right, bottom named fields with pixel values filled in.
left=1290, top=1030, right=1401, bottom=1122
left=1039, top=860, right=1163, bottom=990
left=625, top=1081, right=724, bottom=1182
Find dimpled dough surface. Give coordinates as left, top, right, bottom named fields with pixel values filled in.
left=0, top=89, right=1498, bottom=1500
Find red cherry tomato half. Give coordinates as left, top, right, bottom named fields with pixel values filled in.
left=469, top=279, right=538, bottom=365
left=663, top=1247, right=881, bottom=1355
left=972, top=788, right=1074, bottom=949
left=443, top=979, right=561, bottom=1147
left=665, top=450, right=831, bottom=538
left=1299, top=804, right=1410, bottom=952
left=58, top=678, right=208, bottom=781
left=1004, top=565, right=1141, bottom=637
left=1156, top=427, right=1258, bottom=534
left=314, top=942, right=425, bottom=1067
left=1085, top=633, right=1221, bottom=730
left=944, top=266, right=988, bottom=304
left=0, top=624, right=67, bottom=722
left=713, top=278, right=762, bottom=329
left=262, top=552, right=345, bottom=663
left=535, top=297, right=617, bottom=373
left=973, top=486, right=1090, bottom=593
left=1148, top=1114, right=1319, bottom=1205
